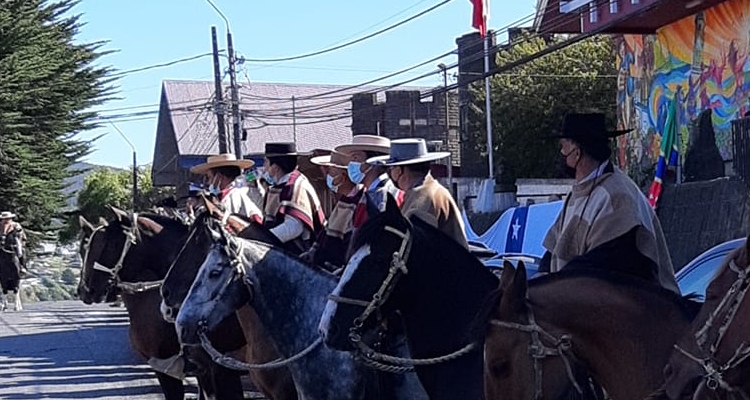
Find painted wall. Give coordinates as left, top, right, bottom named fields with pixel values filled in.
left=616, top=0, right=750, bottom=173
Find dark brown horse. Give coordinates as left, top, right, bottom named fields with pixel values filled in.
left=77, top=207, right=246, bottom=400
left=663, top=237, right=750, bottom=400
left=482, top=263, right=701, bottom=400
left=161, top=205, right=298, bottom=400
left=0, top=231, right=22, bottom=312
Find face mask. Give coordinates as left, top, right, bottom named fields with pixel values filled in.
left=388, top=167, right=402, bottom=190
left=326, top=174, right=339, bottom=193
left=208, top=176, right=221, bottom=196
left=348, top=161, right=370, bottom=185
left=559, top=148, right=579, bottom=179
left=263, top=169, right=276, bottom=186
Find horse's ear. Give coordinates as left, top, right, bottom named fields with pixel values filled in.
left=202, top=194, right=222, bottom=219
left=498, top=261, right=528, bottom=316
left=499, top=261, right=516, bottom=289
left=106, top=205, right=129, bottom=222
left=98, top=217, right=109, bottom=227
left=385, top=193, right=399, bottom=212
left=78, top=216, right=94, bottom=235
left=136, top=217, right=164, bottom=237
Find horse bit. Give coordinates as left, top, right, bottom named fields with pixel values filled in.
left=489, top=303, right=584, bottom=400
left=673, top=257, right=750, bottom=400
left=328, top=224, right=478, bottom=373
left=82, top=212, right=162, bottom=294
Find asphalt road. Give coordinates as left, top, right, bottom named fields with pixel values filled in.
left=0, top=300, right=201, bottom=399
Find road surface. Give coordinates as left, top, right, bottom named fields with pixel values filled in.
left=0, top=300, right=201, bottom=399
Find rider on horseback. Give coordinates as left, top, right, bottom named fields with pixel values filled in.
left=0, top=211, right=28, bottom=275
left=190, top=153, right=263, bottom=224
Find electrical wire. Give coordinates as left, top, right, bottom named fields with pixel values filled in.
left=242, top=0, right=456, bottom=63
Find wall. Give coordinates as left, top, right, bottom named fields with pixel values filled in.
left=657, top=178, right=750, bottom=270
left=616, top=0, right=750, bottom=173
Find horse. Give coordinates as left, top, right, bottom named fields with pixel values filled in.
left=662, top=236, right=750, bottom=400
left=481, top=262, right=701, bottom=400
left=175, top=217, right=412, bottom=400
left=160, top=206, right=298, bottom=400
left=0, top=231, right=22, bottom=312
left=77, top=207, right=246, bottom=400
left=318, top=194, right=496, bottom=400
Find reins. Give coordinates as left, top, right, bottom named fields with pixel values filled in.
left=327, top=224, right=478, bottom=372
left=672, top=257, right=750, bottom=400
left=489, top=302, right=583, bottom=400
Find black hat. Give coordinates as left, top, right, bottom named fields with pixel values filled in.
left=551, top=113, right=631, bottom=162
left=264, top=142, right=297, bottom=157
left=552, top=113, right=631, bottom=141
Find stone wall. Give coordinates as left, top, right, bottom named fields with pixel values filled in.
left=657, top=178, right=750, bottom=270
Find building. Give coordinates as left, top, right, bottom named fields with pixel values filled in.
left=535, top=0, right=748, bottom=180
left=151, top=80, right=430, bottom=193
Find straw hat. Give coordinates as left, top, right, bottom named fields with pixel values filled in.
left=0, top=211, right=16, bottom=220
left=334, top=135, right=390, bottom=155
left=310, top=150, right=351, bottom=169
left=367, top=138, right=449, bottom=166
left=190, top=153, right=255, bottom=175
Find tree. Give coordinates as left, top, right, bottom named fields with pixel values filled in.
left=468, top=35, right=617, bottom=185
left=0, top=0, right=113, bottom=242
left=58, top=166, right=175, bottom=243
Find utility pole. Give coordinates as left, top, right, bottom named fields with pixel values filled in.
left=109, top=121, right=137, bottom=210
left=292, top=96, right=297, bottom=144
left=438, top=63, right=453, bottom=197
left=227, top=31, right=242, bottom=159
left=211, top=26, right=228, bottom=154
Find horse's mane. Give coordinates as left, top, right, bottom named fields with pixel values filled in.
left=530, top=268, right=702, bottom=318
left=348, top=209, right=395, bottom=254
left=236, top=237, right=337, bottom=279
left=136, top=212, right=188, bottom=231
left=470, top=267, right=702, bottom=340
left=409, top=216, right=489, bottom=271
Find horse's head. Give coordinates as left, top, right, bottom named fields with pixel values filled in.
left=320, top=194, right=411, bottom=351
left=76, top=206, right=170, bottom=304
left=175, top=220, right=252, bottom=346
left=663, top=237, right=750, bottom=400
left=484, top=262, right=583, bottom=400
left=161, top=210, right=216, bottom=321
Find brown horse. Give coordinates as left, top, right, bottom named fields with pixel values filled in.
left=481, top=262, right=701, bottom=400
left=161, top=201, right=298, bottom=400
left=77, top=208, right=246, bottom=400
left=662, top=237, right=750, bottom=400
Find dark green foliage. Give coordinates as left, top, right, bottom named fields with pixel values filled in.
left=468, top=35, right=617, bottom=185
left=0, top=0, right=113, bottom=244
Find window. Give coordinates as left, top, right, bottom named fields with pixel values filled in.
left=609, top=0, right=618, bottom=13
left=589, top=2, right=598, bottom=23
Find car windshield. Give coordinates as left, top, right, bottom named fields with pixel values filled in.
left=677, top=254, right=727, bottom=299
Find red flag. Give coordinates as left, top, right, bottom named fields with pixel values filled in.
left=470, top=0, right=488, bottom=37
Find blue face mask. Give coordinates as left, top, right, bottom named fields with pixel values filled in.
left=263, top=170, right=276, bottom=186
left=326, top=174, right=338, bottom=193
left=347, top=161, right=369, bottom=185
left=207, top=176, right=221, bottom=196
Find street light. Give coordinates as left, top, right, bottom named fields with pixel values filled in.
left=108, top=121, right=137, bottom=210
left=437, top=63, right=453, bottom=198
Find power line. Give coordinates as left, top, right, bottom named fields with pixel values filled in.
left=243, top=0, right=455, bottom=63
left=111, top=52, right=220, bottom=78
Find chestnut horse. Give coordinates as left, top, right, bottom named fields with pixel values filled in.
left=662, top=236, right=750, bottom=400
left=481, top=263, right=701, bottom=400
left=77, top=207, right=245, bottom=400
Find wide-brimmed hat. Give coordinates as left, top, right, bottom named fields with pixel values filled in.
left=0, top=211, right=16, bottom=219
left=265, top=142, right=297, bottom=157
left=190, top=153, right=255, bottom=175
left=310, top=150, right=351, bottom=169
left=549, top=113, right=631, bottom=142
left=335, top=135, right=390, bottom=155
left=367, top=138, right=450, bottom=167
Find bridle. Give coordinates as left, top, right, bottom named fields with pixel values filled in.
left=81, top=213, right=163, bottom=294
left=489, top=301, right=584, bottom=400
left=328, top=223, right=478, bottom=372
left=673, top=257, right=750, bottom=400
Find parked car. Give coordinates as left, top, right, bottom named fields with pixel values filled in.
left=482, top=253, right=541, bottom=279
left=676, top=238, right=744, bottom=299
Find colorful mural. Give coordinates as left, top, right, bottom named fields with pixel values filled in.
left=616, top=0, right=750, bottom=173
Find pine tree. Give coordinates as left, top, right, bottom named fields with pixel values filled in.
left=0, top=0, right=113, bottom=241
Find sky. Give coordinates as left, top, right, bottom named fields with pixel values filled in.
left=72, top=0, right=537, bottom=168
